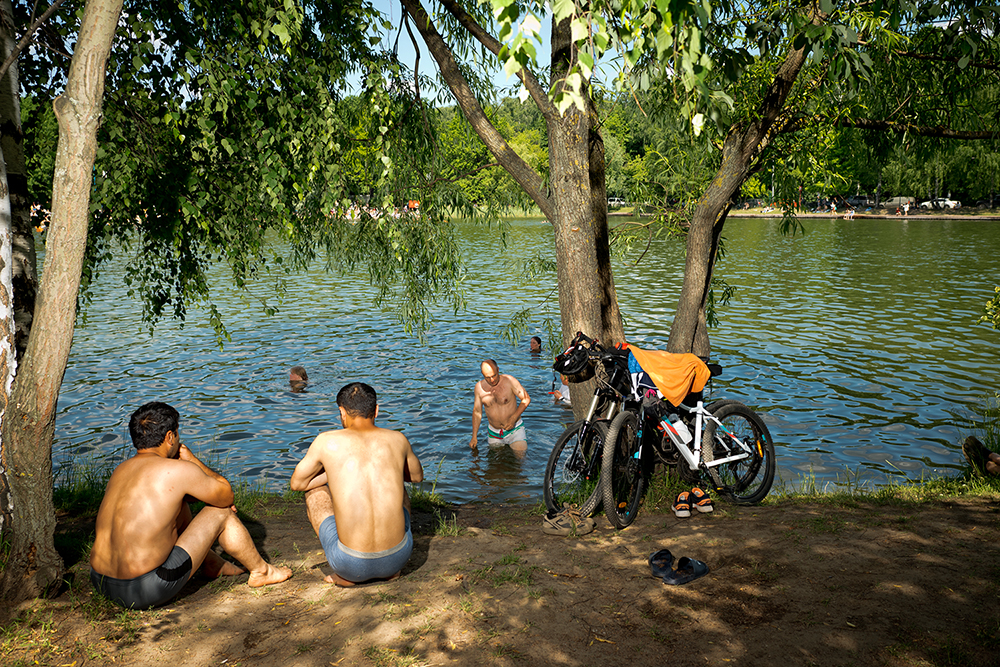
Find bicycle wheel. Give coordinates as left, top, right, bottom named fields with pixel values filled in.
left=701, top=402, right=775, bottom=505
left=601, top=409, right=646, bottom=529
left=543, top=420, right=609, bottom=516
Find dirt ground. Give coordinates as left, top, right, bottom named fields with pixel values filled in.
left=4, top=495, right=1000, bottom=667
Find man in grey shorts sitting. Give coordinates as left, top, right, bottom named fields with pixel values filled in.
left=89, top=402, right=292, bottom=609
left=290, top=382, right=424, bottom=586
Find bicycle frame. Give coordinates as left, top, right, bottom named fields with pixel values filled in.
left=672, top=401, right=754, bottom=471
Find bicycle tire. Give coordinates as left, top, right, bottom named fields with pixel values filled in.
left=543, top=420, right=609, bottom=516
left=701, top=402, right=775, bottom=505
left=601, top=409, right=646, bottom=529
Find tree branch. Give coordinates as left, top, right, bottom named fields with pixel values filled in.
left=891, top=49, right=1000, bottom=72
left=831, top=117, right=999, bottom=139
left=398, top=0, right=554, bottom=219
left=0, top=0, right=66, bottom=83
left=437, top=0, right=554, bottom=117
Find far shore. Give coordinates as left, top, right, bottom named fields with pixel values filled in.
left=606, top=207, right=1000, bottom=221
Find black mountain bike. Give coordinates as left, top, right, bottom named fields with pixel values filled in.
left=602, top=361, right=775, bottom=529
left=542, top=333, right=633, bottom=516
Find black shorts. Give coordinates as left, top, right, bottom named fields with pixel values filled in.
left=90, top=545, right=193, bottom=609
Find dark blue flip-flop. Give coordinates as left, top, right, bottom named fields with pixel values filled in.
left=648, top=549, right=674, bottom=579
left=661, top=556, right=710, bottom=585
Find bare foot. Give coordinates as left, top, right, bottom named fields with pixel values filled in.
left=323, top=570, right=400, bottom=587
left=217, top=561, right=246, bottom=577
left=200, top=551, right=246, bottom=578
left=324, top=572, right=357, bottom=587
left=247, top=563, right=293, bottom=588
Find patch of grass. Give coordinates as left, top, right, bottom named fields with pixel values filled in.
left=0, top=608, right=57, bottom=663
left=473, top=553, right=537, bottom=588
left=410, top=487, right=446, bottom=512
left=52, top=455, right=120, bottom=516
left=642, top=467, right=696, bottom=510
left=112, top=608, right=142, bottom=643
left=410, top=457, right=448, bottom=512
left=458, top=593, right=478, bottom=615
left=433, top=509, right=462, bottom=536
left=491, top=642, right=519, bottom=658
left=362, top=645, right=424, bottom=667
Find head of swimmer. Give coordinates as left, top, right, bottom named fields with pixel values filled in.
left=529, top=336, right=541, bottom=353
left=130, top=401, right=181, bottom=457
left=480, top=359, right=501, bottom=387
left=289, top=365, right=308, bottom=393
left=336, top=381, right=378, bottom=425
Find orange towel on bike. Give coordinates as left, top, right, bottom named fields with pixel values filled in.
left=628, top=345, right=711, bottom=407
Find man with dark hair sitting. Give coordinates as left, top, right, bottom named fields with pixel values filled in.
left=89, top=402, right=292, bottom=609
left=291, top=382, right=424, bottom=586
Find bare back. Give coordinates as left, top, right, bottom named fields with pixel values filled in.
left=91, top=456, right=200, bottom=579
left=302, top=425, right=418, bottom=553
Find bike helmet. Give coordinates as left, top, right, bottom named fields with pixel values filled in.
left=552, top=345, right=594, bottom=383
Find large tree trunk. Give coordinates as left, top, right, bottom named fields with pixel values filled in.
left=667, top=16, right=821, bottom=356
left=1, top=0, right=123, bottom=604
left=399, top=0, right=624, bottom=414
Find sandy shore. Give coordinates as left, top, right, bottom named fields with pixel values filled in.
left=3, top=494, right=999, bottom=666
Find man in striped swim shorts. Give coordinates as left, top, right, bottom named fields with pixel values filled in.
left=469, top=359, right=531, bottom=457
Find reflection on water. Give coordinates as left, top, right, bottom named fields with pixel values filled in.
left=51, top=216, right=1000, bottom=502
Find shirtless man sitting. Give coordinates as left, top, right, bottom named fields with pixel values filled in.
left=89, top=402, right=292, bottom=609
left=469, top=359, right=531, bottom=455
left=290, top=382, right=423, bottom=586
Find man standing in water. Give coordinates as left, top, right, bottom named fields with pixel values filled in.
left=291, top=382, right=423, bottom=586
left=90, top=402, right=292, bottom=609
left=470, top=359, right=531, bottom=455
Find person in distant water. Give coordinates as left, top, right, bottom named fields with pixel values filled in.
left=291, top=382, right=423, bottom=586
left=289, top=365, right=308, bottom=393
left=529, top=336, right=542, bottom=355
left=963, top=436, right=1000, bottom=476
left=89, top=402, right=292, bottom=609
left=470, top=359, right=531, bottom=456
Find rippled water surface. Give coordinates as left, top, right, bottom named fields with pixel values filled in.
left=52, top=216, right=1000, bottom=502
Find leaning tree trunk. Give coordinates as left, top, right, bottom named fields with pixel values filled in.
left=667, top=132, right=750, bottom=357
left=666, top=11, right=822, bottom=356
left=1, top=0, right=123, bottom=604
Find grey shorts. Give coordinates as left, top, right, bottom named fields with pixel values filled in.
left=487, top=419, right=526, bottom=446
left=318, top=509, right=413, bottom=583
left=90, top=545, right=193, bottom=609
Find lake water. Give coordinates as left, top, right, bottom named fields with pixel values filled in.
left=50, top=215, right=1000, bottom=503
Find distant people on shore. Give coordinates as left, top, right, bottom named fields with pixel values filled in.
left=963, top=436, right=1000, bottom=476
left=470, top=359, right=530, bottom=457
left=89, top=402, right=292, bottom=609
left=530, top=336, right=542, bottom=355
left=291, top=382, right=423, bottom=586
left=289, top=366, right=308, bottom=393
